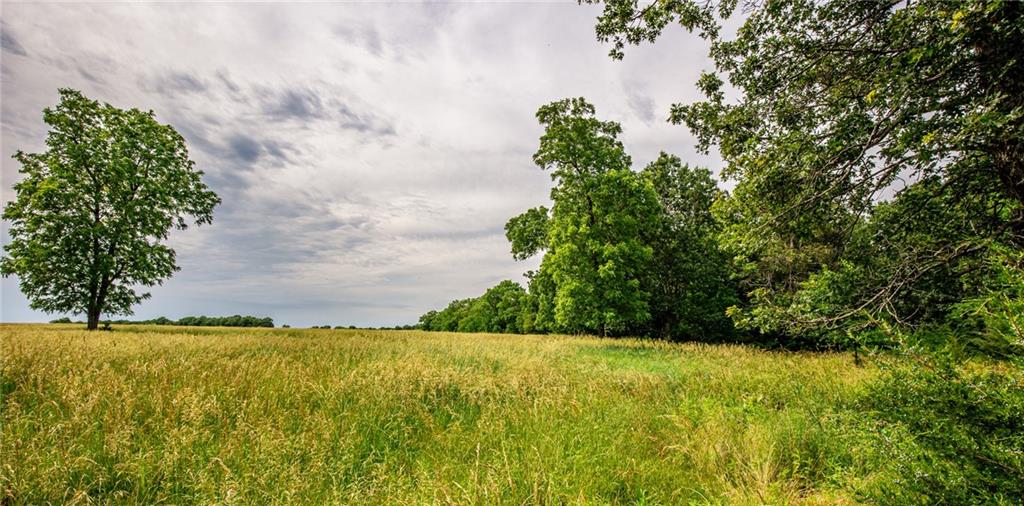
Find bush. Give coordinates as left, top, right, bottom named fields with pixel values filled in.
left=48, top=317, right=72, bottom=324
left=857, top=352, right=1024, bottom=504
left=951, top=245, right=1024, bottom=357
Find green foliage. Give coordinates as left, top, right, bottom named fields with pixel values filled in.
left=857, top=352, right=1024, bottom=504
left=168, top=315, right=274, bottom=328
left=530, top=98, right=655, bottom=333
left=522, top=101, right=743, bottom=338
left=419, top=283, right=528, bottom=334
left=952, top=245, right=1024, bottom=356
left=546, top=168, right=659, bottom=335
left=418, top=298, right=475, bottom=332
left=522, top=266, right=557, bottom=333
left=593, top=0, right=1024, bottom=211
left=727, top=176, right=1016, bottom=349
left=426, top=101, right=740, bottom=340
left=711, top=177, right=857, bottom=344
left=48, top=317, right=72, bottom=324
left=482, top=280, right=530, bottom=333
left=472, top=97, right=664, bottom=336
left=641, top=153, right=738, bottom=340
left=1, top=89, right=220, bottom=330
left=148, top=317, right=174, bottom=325
left=530, top=98, right=653, bottom=333
left=532, top=97, right=630, bottom=187
left=504, top=206, right=549, bottom=261
left=586, top=0, right=1024, bottom=346
left=92, top=315, right=275, bottom=328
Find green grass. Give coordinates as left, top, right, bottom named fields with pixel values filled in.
left=1, top=324, right=875, bottom=504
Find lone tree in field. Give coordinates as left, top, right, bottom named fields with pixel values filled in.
left=1, top=89, right=220, bottom=330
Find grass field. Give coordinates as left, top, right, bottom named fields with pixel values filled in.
left=1, top=324, right=878, bottom=505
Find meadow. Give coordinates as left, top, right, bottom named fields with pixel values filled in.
left=1, top=324, right=878, bottom=505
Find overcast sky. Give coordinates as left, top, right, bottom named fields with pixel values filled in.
left=1, top=1, right=729, bottom=327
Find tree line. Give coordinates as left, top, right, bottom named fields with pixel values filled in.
left=419, top=102, right=737, bottom=341
left=420, top=1, right=1024, bottom=357
left=49, top=315, right=274, bottom=328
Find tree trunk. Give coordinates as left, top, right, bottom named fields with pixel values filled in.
left=86, top=276, right=112, bottom=331
left=86, top=305, right=101, bottom=330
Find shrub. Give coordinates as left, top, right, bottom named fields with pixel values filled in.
left=951, top=245, right=1024, bottom=357
left=857, top=352, right=1024, bottom=504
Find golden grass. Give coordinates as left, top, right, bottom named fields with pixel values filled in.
left=1, top=324, right=874, bottom=504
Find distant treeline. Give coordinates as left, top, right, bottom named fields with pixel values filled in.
left=419, top=281, right=529, bottom=334
left=50, top=315, right=275, bottom=328
left=310, top=325, right=417, bottom=330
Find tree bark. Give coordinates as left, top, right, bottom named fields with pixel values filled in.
left=86, top=304, right=101, bottom=330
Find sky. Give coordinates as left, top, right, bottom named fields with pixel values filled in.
left=1, top=1, right=729, bottom=327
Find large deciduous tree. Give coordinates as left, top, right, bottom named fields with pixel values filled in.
left=1, top=89, right=220, bottom=330
left=586, top=0, right=1024, bottom=338
left=547, top=168, right=660, bottom=335
left=507, top=98, right=660, bottom=336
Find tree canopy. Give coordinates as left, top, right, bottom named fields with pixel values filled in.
left=1, top=89, right=220, bottom=329
left=586, top=0, right=1024, bottom=340
left=418, top=281, right=529, bottom=334
left=641, top=153, right=738, bottom=340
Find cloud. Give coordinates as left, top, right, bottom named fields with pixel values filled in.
left=0, top=24, right=27, bottom=56
left=338, top=104, right=395, bottom=136
left=77, top=66, right=104, bottom=84
left=625, top=84, right=656, bottom=124
left=263, top=87, right=326, bottom=122
left=227, top=134, right=262, bottom=163
left=216, top=70, right=242, bottom=94
left=146, top=71, right=208, bottom=95
left=334, top=24, right=383, bottom=56
left=262, top=139, right=294, bottom=162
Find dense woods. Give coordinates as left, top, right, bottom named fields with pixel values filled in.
left=420, top=100, right=737, bottom=341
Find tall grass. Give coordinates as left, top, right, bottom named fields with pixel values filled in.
left=1, top=324, right=874, bottom=504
